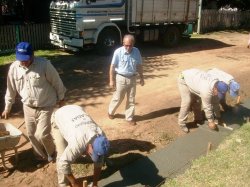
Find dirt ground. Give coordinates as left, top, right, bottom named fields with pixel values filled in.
left=0, top=30, right=250, bottom=187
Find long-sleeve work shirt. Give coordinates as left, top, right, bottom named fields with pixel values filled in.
left=4, top=57, right=66, bottom=112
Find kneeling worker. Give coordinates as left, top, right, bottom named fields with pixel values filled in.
left=52, top=105, right=110, bottom=187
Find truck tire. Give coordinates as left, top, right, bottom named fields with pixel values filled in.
left=162, top=26, right=180, bottom=47
left=96, top=28, right=120, bottom=55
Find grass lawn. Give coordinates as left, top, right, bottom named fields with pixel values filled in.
left=0, top=49, right=68, bottom=66
left=163, top=123, right=250, bottom=187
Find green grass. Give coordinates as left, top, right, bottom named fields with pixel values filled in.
left=0, top=49, right=69, bottom=66
left=163, top=123, right=250, bottom=187
left=0, top=53, right=16, bottom=65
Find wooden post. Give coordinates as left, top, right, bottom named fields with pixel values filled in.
left=207, top=142, right=212, bottom=155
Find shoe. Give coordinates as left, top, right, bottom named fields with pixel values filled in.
left=180, top=125, right=189, bottom=133
left=127, top=120, right=136, bottom=126
left=108, top=113, right=115, bottom=119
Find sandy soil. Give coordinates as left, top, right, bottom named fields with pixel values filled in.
left=0, top=30, right=250, bottom=187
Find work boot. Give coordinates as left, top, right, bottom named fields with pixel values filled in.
left=127, top=120, right=137, bottom=126
left=108, top=113, right=115, bottom=119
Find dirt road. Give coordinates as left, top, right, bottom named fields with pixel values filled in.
left=1, top=31, right=250, bottom=187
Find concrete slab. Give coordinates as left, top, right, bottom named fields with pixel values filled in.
left=99, top=100, right=250, bottom=187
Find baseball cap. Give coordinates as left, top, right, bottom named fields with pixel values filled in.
left=16, top=42, right=33, bottom=61
left=229, top=80, right=240, bottom=97
left=91, top=135, right=110, bottom=163
left=217, top=81, right=228, bottom=100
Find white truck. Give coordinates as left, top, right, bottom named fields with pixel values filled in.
left=49, top=0, right=198, bottom=54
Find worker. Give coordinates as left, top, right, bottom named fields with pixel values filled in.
left=2, top=42, right=66, bottom=162
left=178, top=68, right=228, bottom=133
left=52, top=105, right=110, bottom=187
left=108, top=34, right=144, bottom=125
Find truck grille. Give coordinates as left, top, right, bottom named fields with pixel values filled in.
left=50, top=9, right=76, bottom=37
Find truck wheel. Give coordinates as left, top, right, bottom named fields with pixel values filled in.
left=162, top=26, right=180, bottom=47
left=97, top=28, right=120, bottom=55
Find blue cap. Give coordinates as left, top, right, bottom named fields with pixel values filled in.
left=217, top=81, right=228, bottom=100
left=16, top=42, right=33, bottom=61
left=91, top=135, right=110, bottom=163
left=229, top=80, right=240, bottom=97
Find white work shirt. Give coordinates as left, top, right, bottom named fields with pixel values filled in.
left=182, top=68, right=219, bottom=121
left=4, top=57, right=66, bottom=112
left=54, top=105, right=104, bottom=174
left=207, top=68, right=234, bottom=85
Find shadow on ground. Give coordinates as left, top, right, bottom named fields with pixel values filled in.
left=0, top=148, right=49, bottom=176
left=112, top=107, right=180, bottom=122
left=222, top=103, right=250, bottom=126
left=0, top=37, right=234, bottom=117
left=103, top=154, right=164, bottom=187
left=75, top=153, right=164, bottom=187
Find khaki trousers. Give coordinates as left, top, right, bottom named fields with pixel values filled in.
left=51, top=116, right=69, bottom=187
left=109, top=74, right=136, bottom=121
left=178, top=76, right=203, bottom=126
left=23, top=105, right=55, bottom=160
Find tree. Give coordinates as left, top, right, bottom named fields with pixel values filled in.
left=218, top=0, right=250, bottom=10
left=0, top=0, right=52, bottom=25
left=203, top=0, right=250, bottom=10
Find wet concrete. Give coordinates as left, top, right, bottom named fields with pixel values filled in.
left=99, top=100, right=250, bottom=187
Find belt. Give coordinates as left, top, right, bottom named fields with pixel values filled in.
left=26, top=105, right=40, bottom=109
left=117, top=73, right=136, bottom=78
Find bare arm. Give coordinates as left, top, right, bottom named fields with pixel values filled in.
left=65, top=174, right=81, bottom=187
left=109, top=64, right=116, bottom=89
left=92, top=165, right=102, bottom=187
left=137, top=64, right=144, bottom=86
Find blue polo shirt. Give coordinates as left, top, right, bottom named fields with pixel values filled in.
left=111, top=46, right=142, bottom=77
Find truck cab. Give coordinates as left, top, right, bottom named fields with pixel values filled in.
left=49, top=0, right=198, bottom=54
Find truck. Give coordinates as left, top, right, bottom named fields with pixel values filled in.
left=49, top=0, right=198, bottom=54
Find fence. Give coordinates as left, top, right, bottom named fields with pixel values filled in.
left=0, top=23, right=52, bottom=54
left=0, top=10, right=250, bottom=54
left=200, top=10, right=250, bottom=33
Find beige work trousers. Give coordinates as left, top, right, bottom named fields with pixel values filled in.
left=51, top=118, right=69, bottom=187
left=23, top=105, right=55, bottom=160
left=178, top=76, right=203, bottom=127
left=109, top=74, right=136, bottom=121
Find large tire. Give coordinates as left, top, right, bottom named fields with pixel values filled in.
left=96, top=28, right=120, bottom=55
left=162, top=26, right=180, bottom=47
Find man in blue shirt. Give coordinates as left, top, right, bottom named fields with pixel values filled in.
left=108, top=34, right=144, bottom=125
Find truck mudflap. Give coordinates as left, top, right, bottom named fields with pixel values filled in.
left=49, top=32, right=83, bottom=51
